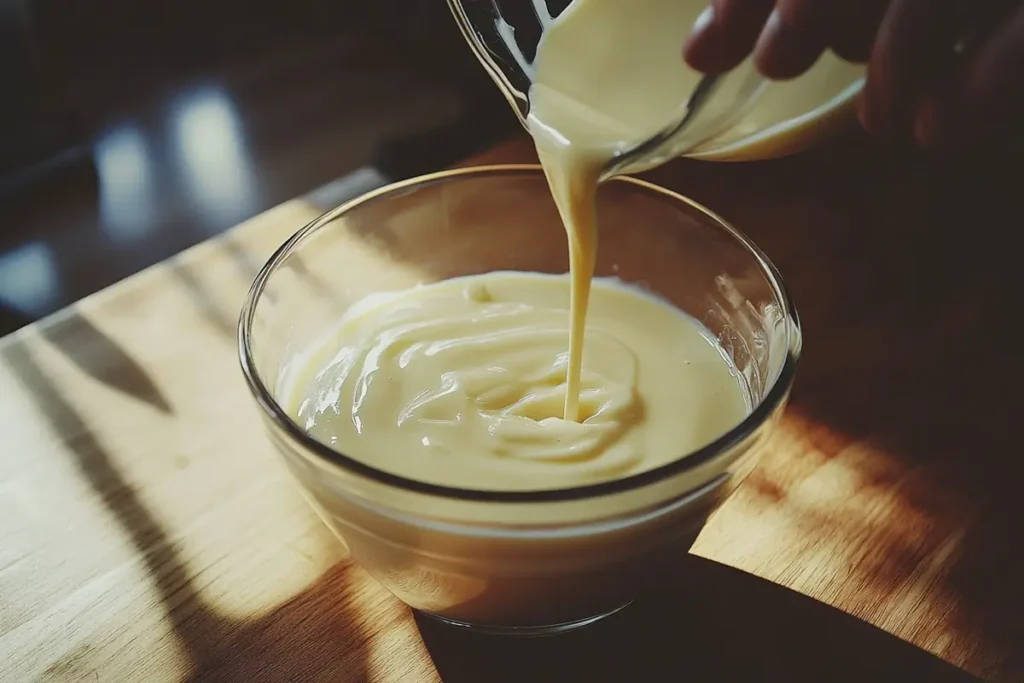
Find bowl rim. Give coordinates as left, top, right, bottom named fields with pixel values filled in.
left=237, top=164, right=801, bottom=504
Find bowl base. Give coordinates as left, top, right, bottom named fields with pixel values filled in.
left=415, top=601, right=632, bottom=637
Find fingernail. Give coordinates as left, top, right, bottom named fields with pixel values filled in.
left=683, top=6, right=719, bottom=70
left=858, top=93, right=878, bottom=135
left=691, top=6, right=716, bottom=37
left=753, top=11, right=786, bottom=77
left=754, top=10, right=782, bottom=51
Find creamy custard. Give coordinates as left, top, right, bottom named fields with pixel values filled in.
left=288, top=272, right=746, bottom=491
left=526, top=0, right=865, bottom=164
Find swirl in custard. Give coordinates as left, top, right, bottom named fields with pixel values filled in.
left=287, top=272, right=747, bottom=491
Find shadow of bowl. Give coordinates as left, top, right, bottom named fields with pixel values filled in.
left=417, top=554, right=979, bottom=683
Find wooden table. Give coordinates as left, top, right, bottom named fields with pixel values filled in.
left=2, top=134, right=1020, bottom=682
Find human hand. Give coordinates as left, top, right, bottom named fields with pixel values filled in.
left=683, top=0, right=1024, bottom=151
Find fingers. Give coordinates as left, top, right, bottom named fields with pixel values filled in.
left=686, top=0, right=888, bottom=78
left=860, top=0, right=970, bottom=136
left=684, top=0, right=1024, bottom=153
left=753, top=0, right=831, bottom=79
left=821, top=0, right=890, bottom=64
left=684, top=0, right=775, bottom=74
left=924, top=6, right=1024, bottom=152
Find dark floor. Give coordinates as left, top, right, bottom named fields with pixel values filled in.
left=0, top=26, right=517, bottom=336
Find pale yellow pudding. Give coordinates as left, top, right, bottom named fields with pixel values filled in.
left=285, top=271, right=747, bottom=491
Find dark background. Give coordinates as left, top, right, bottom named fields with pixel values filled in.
left=0, top=0, right=518, bottom=334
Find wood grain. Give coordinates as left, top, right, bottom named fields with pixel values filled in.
left=1, top=133, right=1018, bottom=682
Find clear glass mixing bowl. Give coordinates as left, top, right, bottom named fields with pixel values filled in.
left=447, top=0, right=866, bottom=168
left=238, top=166, right=802, bottom=635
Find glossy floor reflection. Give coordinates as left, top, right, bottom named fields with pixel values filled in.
left=0, top=36, right=476, bottom=335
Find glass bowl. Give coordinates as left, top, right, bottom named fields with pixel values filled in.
left=447, top=0, right=864, bottom=167
left=238, top=165, right=801, bottom=635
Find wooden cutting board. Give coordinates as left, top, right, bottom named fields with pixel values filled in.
left=0, top=133, right=1018, bottom=682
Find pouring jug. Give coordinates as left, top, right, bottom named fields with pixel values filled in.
left=447, top=0, right=866, bottom=173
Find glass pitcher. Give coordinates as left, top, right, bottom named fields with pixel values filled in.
left=447, top=0, right=866, bottom=173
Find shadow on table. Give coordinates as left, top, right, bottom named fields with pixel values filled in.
left=650, top=134, right=1024, bottom=680
left=165, top=235, right=336, bottom=342
left=39, top=309, right=174, bottom=413
left=3, top=338, right=371, bottom=683
left=418, top=553, right=979, bottom=683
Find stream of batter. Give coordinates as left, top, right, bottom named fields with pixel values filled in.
left=284, top=0, right=754, bottom=489
left=527, top=0, right=733, bottom=422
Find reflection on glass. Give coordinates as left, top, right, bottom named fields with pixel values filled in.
left=0, top=242, right=60, bottom=317
left=172, top=87, right=258, bottom=227
left=96, top=124, right=157, bottom=242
